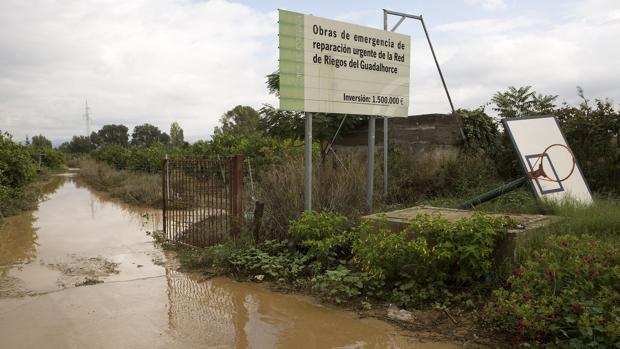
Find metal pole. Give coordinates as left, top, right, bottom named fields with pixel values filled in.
left=383, top=117, right=388, bottom=196
left=367, top=116, right=375, bottom=211
left=458, top=176, right=528, bottom=209
left=383, top=11, right=389, bottom=198
left=304, top=112, right=312, bottom=212
left=420, top=17, right=455, bottom=114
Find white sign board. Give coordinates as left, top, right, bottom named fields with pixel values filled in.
left=279, top=10, right=411, bottom=117
left=504, top=116, right=593, bottom=205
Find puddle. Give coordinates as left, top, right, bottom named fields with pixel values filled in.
left=0, top=175, right=460, bottom=348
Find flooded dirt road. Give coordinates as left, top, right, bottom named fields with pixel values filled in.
left=0, top=174, right=460, bottom=348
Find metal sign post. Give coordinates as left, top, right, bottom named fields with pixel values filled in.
left=304, top=112, right=312, bottom=211
left=367, top=116, right=375, bottom=211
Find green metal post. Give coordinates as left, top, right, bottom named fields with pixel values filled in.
left=458, top=176, right=528, bottom=209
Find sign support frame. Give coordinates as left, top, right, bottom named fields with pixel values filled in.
left=304, top=112, right=312, bottom=211
left=367, top=116, right=375, bottom=210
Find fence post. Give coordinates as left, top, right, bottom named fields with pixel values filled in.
left=162, top=156, right=168, bottom=240
left=230, top=155, right=244, bottom=238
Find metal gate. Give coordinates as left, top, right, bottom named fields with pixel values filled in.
left=162, top=156, right=243, bottom=247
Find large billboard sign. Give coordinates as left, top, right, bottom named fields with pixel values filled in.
left=279, top=10, right=411, bottom=117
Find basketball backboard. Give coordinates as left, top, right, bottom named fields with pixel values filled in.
left=503, top=115, right=593, bottom=205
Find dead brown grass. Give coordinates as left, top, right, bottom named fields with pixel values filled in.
left=256, top=154, right=367, bottom=238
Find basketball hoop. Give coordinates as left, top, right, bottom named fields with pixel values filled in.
left=528, top=143, right=576, bottom=183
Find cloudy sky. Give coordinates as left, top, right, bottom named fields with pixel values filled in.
left=1, top=0, right=619, bottom=144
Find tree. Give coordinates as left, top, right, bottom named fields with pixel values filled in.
left=66, top=135, right=95, bottom=153
left=91, top=124, right=129, bottom=147
left=491, top=86, right=558, bottom=118
left=554, top=88, right=619, bottom=192
left=0, top=131, right=36, bottom=188
left=215, top=105, right=262, bottom=138
left=31, top=134, right=52, bottom=148
left=170, top=122, right=185, bottom=147
left=131, top=124, right=169, bottom=147
left=261, top=70, right=365, bottom=160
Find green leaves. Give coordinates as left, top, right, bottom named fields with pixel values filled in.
left=484, top=235, right=620, bottom=346
left=289, top=211, right=351, bottom=241
left=311, top=266, right=378, bottom=303
left=352, top=213, right=512, bottom=307
left=228, top=239, right=308, bottom=281
left=491, top=86, right=558, bottom=119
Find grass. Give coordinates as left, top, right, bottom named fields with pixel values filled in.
left=420, top=187, right=542, bottom=214
left=513, top=197, right=620, bottom=262
left=77, top=159, right=162, bottom=207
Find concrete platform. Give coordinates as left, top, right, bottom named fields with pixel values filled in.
left=363, top=206, right=555, bottom=264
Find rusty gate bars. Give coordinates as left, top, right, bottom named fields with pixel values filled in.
left=162, top=156, right=243, bottom=247
left=229, top=155, right=244, bottom=239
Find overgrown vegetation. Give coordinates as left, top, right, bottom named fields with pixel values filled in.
left=485, top=235, right=620, bottom=347
left=57, top=80, right=619, bottom=347
left=158, top=212, right=514, bottom=308
left=0, top=131, right=63, bottom=219
left=78, top=159, right=161, bottom=206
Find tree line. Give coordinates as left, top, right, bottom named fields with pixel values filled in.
left=58, top=122, right=186, bottom=153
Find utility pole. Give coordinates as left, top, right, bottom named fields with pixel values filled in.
left=84, top=100, right=91, bottom=136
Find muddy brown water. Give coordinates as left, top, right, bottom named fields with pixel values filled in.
left=0, top=174, right=460, bottom=349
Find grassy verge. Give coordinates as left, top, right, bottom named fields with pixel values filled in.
left=0, top=169, right=65, bottom=221
left=77, top=159, right=161, bottom=207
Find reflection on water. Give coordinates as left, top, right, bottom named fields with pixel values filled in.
left=163, top=270, right=432, bottom=348
left=0, top=174, right=65, bottom=268
left=166, top=270, right=236, bottom=347
left=0, top=173, right=456, bottom=349
left=0, top=212, right=38, bottom=267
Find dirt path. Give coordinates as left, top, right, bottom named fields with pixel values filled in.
left=0, top=173, right=463, bottom=349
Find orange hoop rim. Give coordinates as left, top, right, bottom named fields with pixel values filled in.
left=529, top=143, right=576, bottom=183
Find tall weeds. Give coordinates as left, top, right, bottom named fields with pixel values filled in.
left=78, top=159, right=162, bottom=207
left=256, top=154, right=367, bottom=238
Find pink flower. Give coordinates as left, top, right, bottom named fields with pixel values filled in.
left=516, top=322, right=525, bottom=334
left=514, top=268, right=523, bottom=278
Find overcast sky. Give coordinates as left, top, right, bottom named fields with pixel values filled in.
left=1, top=0, right=619, bottom=144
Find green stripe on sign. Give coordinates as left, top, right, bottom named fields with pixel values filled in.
left=278, top=10, right=304, bottom=111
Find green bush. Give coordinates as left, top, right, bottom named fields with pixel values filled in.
left=353, top=213, right=513, bottom=305
left=459, top=108, right=500, bottom=154
left=353, top=223, right=424, bottom=282
left=289, top=211, right=351, bottom=241
left=28, top=146, right=64, bottom=170
left=485, top=235, right=620, bottom=347
left=555, top=99, right=619, bottom=194
left=127, top=144, right=169, bottom=173
left=405, top=213, right=513, bottom=285
left=312, top=265, right=381, bottom=303
left=289, top=212, right=356, bottom=271
left=228, top=240, right=308, bottom=280
left=0, top=132, right=36, bottom=188
left=301, top=231, right=356, bottom=272
left=93, top=144, right=130, bottom=169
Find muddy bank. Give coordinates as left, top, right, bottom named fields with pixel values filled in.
left=0, top=174, right=464, bottom=348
